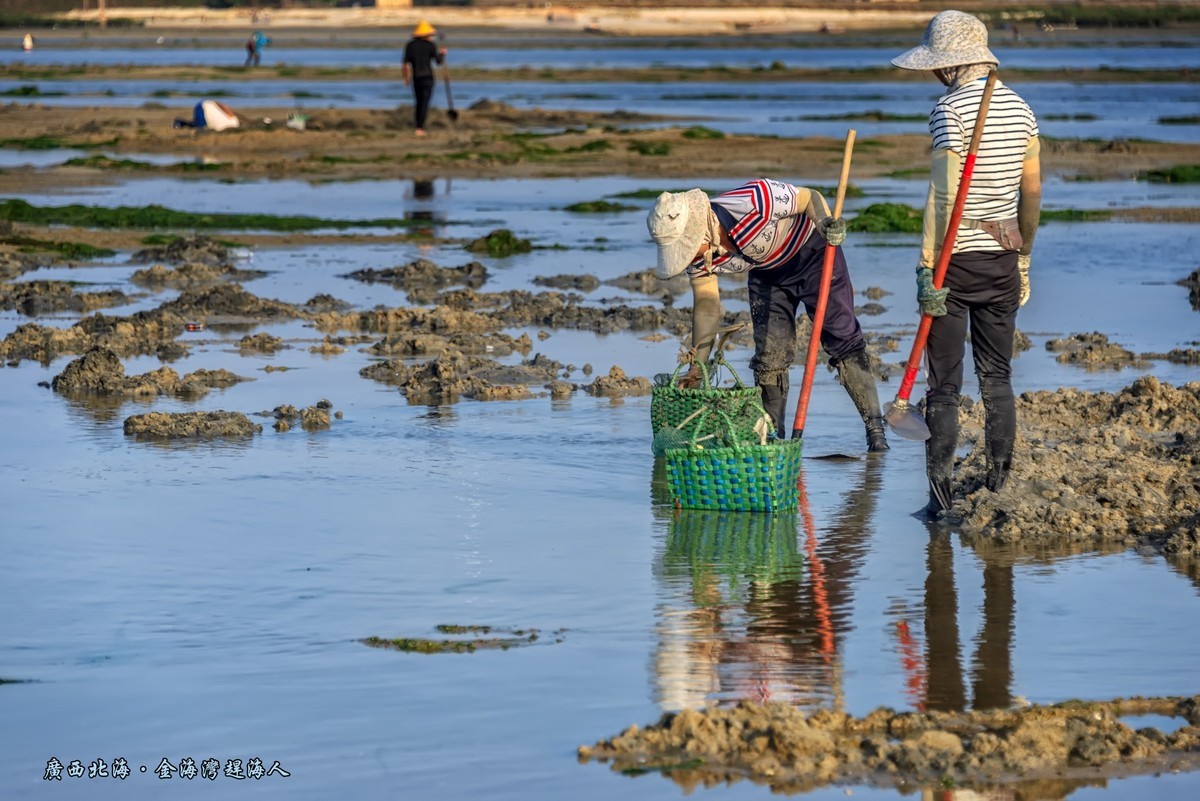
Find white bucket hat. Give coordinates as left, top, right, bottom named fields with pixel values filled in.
left=892, top=10, right=999, bottom=71
left=647, top=189, right=710, bottom=280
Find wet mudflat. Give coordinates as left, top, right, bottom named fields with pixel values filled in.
left=2, top=27, right=1200, bottom=801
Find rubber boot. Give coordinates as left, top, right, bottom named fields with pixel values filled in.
left=836, top=349, right=890, bottom=452
left=757, top=376, right=788, bottom=439
left=924, top=400, right=959, bottom=517
left=979, top=376, right=1016, bottom=492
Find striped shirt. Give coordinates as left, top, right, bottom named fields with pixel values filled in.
left=930, top=78, right=1038, bottom=253
left=685, top=179, right=816, bottom=278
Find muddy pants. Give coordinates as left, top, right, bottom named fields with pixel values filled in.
left=748, top=237, right=865, bottom=387
left=925, top=250, right=1019, bottom=496
left=413, top=77, right=435, bottom=129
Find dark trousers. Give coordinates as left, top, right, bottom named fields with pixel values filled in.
left=925, top=249, right=1019, bottom=482
left=748, top=237, right=865, bottom=386
left=412, top=77, right=435, bottom=129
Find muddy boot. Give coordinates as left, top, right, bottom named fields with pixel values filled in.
left=836, top=349, right=889, bottom=452
left=757, top=375, right=788, bottom=439
left=980, top=376, right=1016, bottom=492
left=924, top=400, right=958, bottom=516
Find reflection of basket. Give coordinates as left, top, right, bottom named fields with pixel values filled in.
left=665, top=410, right=803, bottom=513
left=665, top=509, right=803, bottom=592
left=651, top=357, right=766, bottom=448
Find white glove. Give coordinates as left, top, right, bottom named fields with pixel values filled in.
left=1018, top=254, right=1031, bottom=307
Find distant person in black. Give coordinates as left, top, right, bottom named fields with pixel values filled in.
left=402, top=20, right=446, bottom=137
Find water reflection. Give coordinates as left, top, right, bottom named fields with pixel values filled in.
left=650, top=458, right=882, bottom=711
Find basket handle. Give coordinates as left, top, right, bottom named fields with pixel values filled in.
left=668, top=357, right=711, bottom=389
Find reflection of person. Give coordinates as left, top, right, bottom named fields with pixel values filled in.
left=891, top=11, right=1041, bottom=515
left=403, top=20, right=447, bottom=137
left=647, top=181, right=889, bottom=451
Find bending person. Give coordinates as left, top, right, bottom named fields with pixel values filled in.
left=647, top=179, right=888, bottom=452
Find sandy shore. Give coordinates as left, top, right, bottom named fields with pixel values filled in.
left=58, top=6, right=936, bottom=37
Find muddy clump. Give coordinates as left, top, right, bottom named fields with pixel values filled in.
left=0, top=250, right=39, bottom=281
left=266, top=399, right=334, bottom=432
left=131, top=235, right=234, bottom=267
left=605, top=268, right=690, bottom=298
left=586, top=366, right=653, bottom=397
left=343, top=258, right=488, bottom=302
left=1046, top=332, right=1148, bottom=370
left=0, top=280, right=128, bottom=316
left=361, top=624, right=559, bottom=654
left=0, top=310, right=185, bottom=364
left=51, top=348, right=250, bottom=398
left=302, top=293, right=351, bottom=313
left=158, top=284, right=302, bottom=321
left=130, top=261, right=267, bottom=290
left=238, top=333, right=284, bottom=353
left=360, top=349, right=536, bottom=403
left=950, top=376, right=1200, bottom=555
left=1142, top=348, right=1200, bottom=365
left=123, top=410, right=261, bottom=439
left=534, top=273, right=601, bottom=292
left=367, top=331, right=533, bottom=358
left=581, top=696, right=1200, bottom=794
left=312, top=305, right=497, bottom=336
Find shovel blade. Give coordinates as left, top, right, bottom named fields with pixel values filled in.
left=447, top=108, right=459, bottom=122
left=884, top=401, right=931, bottom=441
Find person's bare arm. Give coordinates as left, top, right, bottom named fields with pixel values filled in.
left=402, top=63, right=412, bottom=86
left=1017, top=136, right=1042, bottom=256
left=690, top=273, right=722, bottom=364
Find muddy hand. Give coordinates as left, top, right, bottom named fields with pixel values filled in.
left=675, top=365, right=705, bottom=389
left=1018, top=254, right=1031, bottom=307
left=916, top=267, right=949, bottom=317
left=819, top=216, right=847, bottom=247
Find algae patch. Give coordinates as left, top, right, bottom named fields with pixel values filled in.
left=361, top=625, right=564, bottom=654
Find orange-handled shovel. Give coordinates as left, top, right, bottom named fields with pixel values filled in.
left=884, top=70, right=998, bottom=441
left=791, top=129, right=856, bottom=440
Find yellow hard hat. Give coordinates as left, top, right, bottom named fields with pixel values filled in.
left=413, top=20, right=436, bottom=38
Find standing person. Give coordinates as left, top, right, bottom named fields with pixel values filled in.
left=891, top=10, right=1042, bottom=515
left=244, top=30, right=268, bottom=68
left=647, top=179, right=890, bottom=452
left=403, top=20, right=446, bottom=137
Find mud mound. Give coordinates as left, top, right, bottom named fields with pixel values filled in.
left=158, top=284, right=301, bottom=320
left=302, top=294, right=351, bottom=313
left=0, top=250, right=39, bottom=281
left=312, top=305, right=497, bottom=336
left=360, top=349, right=535, bottom=403
left=952, top=376, right=1200, bottom=554
left=367, top=331, right=532, bottom=358
left=130, top=262, right=266, bottom=290
left=0, top=280, right=127, bottom=316
left=238, top=333, right=284, bottom=353
left=586, top=366, right=653, bottom=397
left=131, top=235, right=232, bottom=267
left=52, top=347, right=251, bottom=398
left=265, top=400, right=335, bottom=432
left=581, top=696, right=1200, bottom=794
left=605, top=269, right=690, bottom=297
left=0, top=311, right=184, bottom=364
left=123, top=411, right=261, bottom=439
left=534, top=274, right=600, bottom=292
left=343, top=259, right=489, bottom=300
left=1046, top=332, right=1147, bottom=370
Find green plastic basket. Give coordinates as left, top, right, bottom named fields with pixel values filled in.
left=651, top=355, right=767, bottom=449
left=665, top=409, right=803, bottom=513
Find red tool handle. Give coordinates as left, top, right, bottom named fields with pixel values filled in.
left=895, top=70, right=998, bottom=405
left=791, top=129, right=856, bottom=439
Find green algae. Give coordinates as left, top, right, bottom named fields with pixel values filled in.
left=1141, top=165, right=1200, bottom=183
left=1040, top=208, right=1115, bottom=222
left=64, top=155, right=223, bottom=172
left=564, top=200, right=638, bottom=213
left=680, top=126, right=725, bottom=140
left=361, top=624, right=558, bottom=654
left=0, top=199, right=421, bottom=232
left=465, top=228, right=532, bottom=258
left=2, top=236, right=115, bottom=259
left=628, top=141, right=671, bottom=157
left=847, top=203, right=923, bottom=233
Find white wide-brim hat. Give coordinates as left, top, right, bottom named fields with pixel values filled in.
left=892, top=10, right=999, bottom=71
left=647, top=188, right=710, bottom=280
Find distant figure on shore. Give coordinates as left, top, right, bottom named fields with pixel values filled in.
left=22, top=33, right=34, bottom=52
left=244, top=30, right=270, bottom=68
left=402, top=20, right=446, bottom=137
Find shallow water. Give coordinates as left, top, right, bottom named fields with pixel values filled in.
left=3, top=72, right=1200, bottom=798
left=3, top=78, right=1198, bottom=143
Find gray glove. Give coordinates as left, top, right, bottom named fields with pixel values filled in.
left=819, top=216, right=846, bottom=247
left=916, top=267, right=949, bottom=317
left=1018, top=254, right=1031, bottom=307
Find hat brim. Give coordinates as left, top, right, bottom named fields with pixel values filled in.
left=891, top=44, right=998, bottom=71
left=653, top=191, right=709, bottom=280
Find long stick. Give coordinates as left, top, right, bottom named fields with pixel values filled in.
left=892, top=71, right=998, bottom=412
left=791, top=129, right=856, bottom=440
